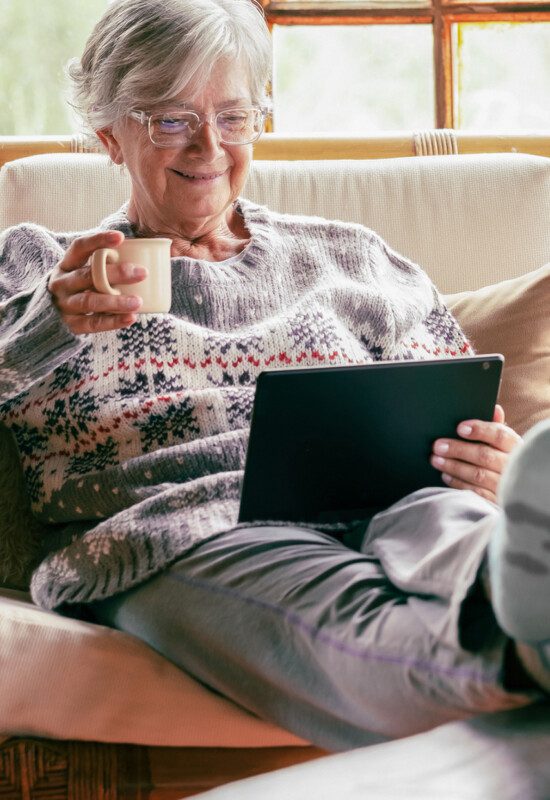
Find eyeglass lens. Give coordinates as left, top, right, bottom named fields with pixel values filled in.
left=149, top=108, right=263, bottom=145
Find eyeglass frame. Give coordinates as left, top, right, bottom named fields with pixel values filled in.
left=127, top=105, right=268, bottom=148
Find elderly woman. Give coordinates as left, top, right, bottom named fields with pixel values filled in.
left=0, top=0, right=548, bottom=751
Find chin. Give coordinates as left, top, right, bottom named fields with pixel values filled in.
left=179, top=195, right=232, bottom=220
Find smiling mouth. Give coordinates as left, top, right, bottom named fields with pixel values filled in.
left=172, top=169, right=227, bottom=181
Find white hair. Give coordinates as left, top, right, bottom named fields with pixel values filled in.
left=67, top=0, right=272, bottom=135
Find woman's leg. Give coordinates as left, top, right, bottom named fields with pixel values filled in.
left=90, top=490, right=535, bottom=751
left=489, top=418, right=550, bottom=692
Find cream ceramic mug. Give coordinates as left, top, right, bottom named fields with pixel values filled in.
left=90, top=238, right=172, bottom=313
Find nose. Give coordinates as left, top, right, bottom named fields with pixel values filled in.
left=186, top=119, right=225, bottom=159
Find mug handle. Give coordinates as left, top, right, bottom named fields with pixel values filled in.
left=90, top=248, right=122, bottom=296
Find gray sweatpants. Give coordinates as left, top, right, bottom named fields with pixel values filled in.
left=90, top=488, right=535, bottom=751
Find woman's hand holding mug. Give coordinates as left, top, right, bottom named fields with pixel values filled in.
left=48, top=231, right=172, bottom=335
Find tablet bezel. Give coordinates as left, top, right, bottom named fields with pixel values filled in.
left=238, top=354, right=504, bottom=524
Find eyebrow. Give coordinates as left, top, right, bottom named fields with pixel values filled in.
left=160, top=97, right=252, bottom=111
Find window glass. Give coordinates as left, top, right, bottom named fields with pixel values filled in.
left=457, top=22, right=550, bottom=130
left=273, top=24, right=434, bottom=132
left=4, top=3, right=550, bottom=136
left=0, top=0, right=108, bottom=135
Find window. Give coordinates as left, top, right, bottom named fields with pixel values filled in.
left=0, top=0, right=108, bottom=135
left=1, top=0, right=549, bottom=135
left=273, top=24, right=435, bottom=132
left=457, top=23, right=550, bottom=130
left=262, top=0, right=550, bottom=131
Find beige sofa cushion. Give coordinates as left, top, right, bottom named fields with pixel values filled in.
left=446, top=264, right=550, bottom=436
left=3, top=152, right=550, bottom=292
left=0, top=589, right=305, bottom=747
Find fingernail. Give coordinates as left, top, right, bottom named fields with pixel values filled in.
left=106, top=232, right=122, bottom=243
left=441, top=473, right=452, bottom=484
left=433, top=442, right=449, bottom=455
left=458, top=424, right=473, bottom=436
left=130, top=265, right=148, bottom=278
left=432, top=455, right=446, bottom=467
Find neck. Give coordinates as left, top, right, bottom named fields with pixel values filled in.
left=127, top=200, right=250, bottom=261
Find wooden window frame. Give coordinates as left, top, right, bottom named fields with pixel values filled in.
left=259, top=0, right=550, bottom=128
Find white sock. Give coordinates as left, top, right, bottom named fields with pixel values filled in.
left=489, top=418, right=550, bottom=651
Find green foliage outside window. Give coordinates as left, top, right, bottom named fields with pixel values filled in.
left=0, top=0, right=107, bottom=135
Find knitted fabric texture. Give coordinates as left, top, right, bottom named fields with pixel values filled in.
left=0, top=199, right=472, bottom=610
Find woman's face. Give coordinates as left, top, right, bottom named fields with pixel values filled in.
left=99, top=61, right=255, bottom=235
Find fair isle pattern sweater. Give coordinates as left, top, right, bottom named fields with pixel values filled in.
left=0, top=199, right=472, bottom=610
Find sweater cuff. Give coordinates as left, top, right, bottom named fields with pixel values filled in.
left=0, top=274, right=87, bottom=404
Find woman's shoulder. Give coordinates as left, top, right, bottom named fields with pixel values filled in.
left=0, top=221, right=67, bottom=259
left=238, top=197, right=378, bottom=244
left=0, top=210, right=127, bottom=256
left=0, top=221, right=103, bottom=290
left=0, top=223, right=77, bottom=297
left=0, top=219, right=90, bottom=247
left=239, top=197, right=368, bottom=231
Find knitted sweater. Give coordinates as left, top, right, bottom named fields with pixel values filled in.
left=0, top=199, right=472, bottom=610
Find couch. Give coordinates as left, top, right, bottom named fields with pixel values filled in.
left=191, top=704, right=550, bottom=800
left=1, top=141, right=550, bottom=799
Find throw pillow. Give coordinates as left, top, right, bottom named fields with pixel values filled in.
left=445, top=263, right=550, bottom=437
left=0, top=425, right=45, bottom=590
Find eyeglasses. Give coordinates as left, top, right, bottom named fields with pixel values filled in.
left=128, top=106, right=267, bottom=148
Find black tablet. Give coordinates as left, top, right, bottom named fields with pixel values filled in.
left=238, top=354, right=504, bottom=524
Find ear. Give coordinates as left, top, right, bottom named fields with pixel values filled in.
left=96, top=127, right=124, bottom=165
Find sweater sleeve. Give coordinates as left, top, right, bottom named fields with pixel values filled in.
left=363, top=228, right=473, bottom=358
left=0, top=223, right=87, bottom=407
